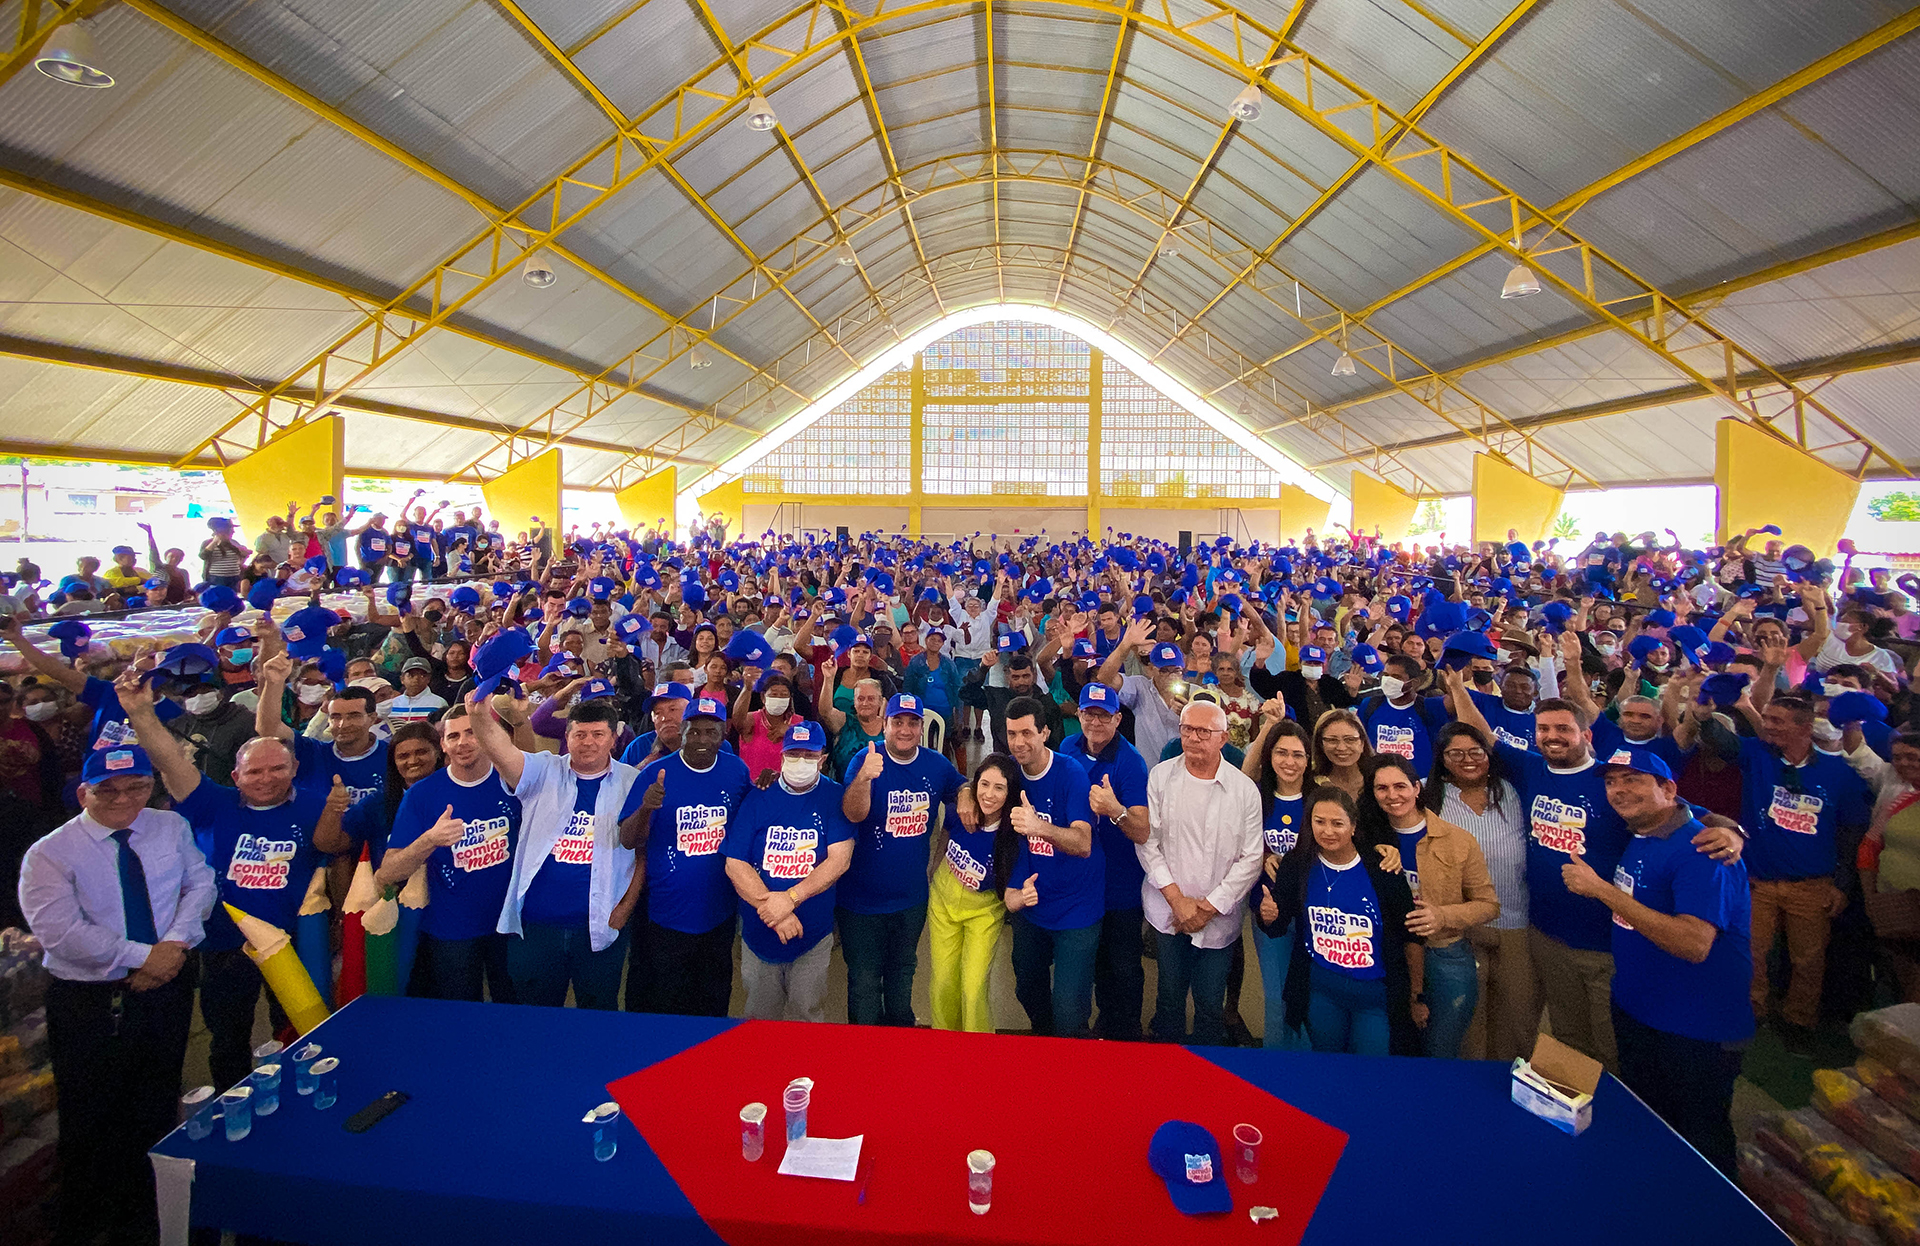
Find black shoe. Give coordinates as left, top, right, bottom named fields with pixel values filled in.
left=1778, top=1021, right=1818, bottom=1059
left=1223, top=1014, right=1255, bottom=1048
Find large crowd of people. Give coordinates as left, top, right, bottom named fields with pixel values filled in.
left=13, top=497, right=1920, bottom=1241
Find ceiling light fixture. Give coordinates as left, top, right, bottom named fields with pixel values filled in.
left=1501, top=262, right=1542, bottom=299
left=764, top=395, right=777, bottom=415
left=1159, top=237, right=1181, bottom=259
left=35, top=21, right=113, bottom=88
left=1228, top=84, right=1262, bottom=122
left=1237, top=396, right=1254, bottom=417
left=745, top=93, right=779, bottom=132
left=521, top=251, right=556, bottom=288
left=689, top=345, right=713, bottom=369
left=1331, top=320, right=1358, bottom=377
left=835, top=241, right=858, bottom=267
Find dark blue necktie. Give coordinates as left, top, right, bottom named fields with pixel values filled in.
left=111, top=828, right=159, bottom=946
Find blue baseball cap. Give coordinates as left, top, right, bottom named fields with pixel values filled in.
left=1149, top=642, right=1183, bottom=669
left=82, top=746, right=153, bottom=783
left=885, top=693, right=924, bottom=719
left=1147, top=1121, right=1231, bottom=1215
left=471, top=627, right=535, bottom=698
left=996, top=632, right=1026, bottom=653
left=212, top=625, right=253, bottom=648
left=334, top=566, right=368, bottom=588
left=280, top=606, right=339, bottom=660
left=645, top=681, right=694, bottom=711
left=782, top=720, right=825, bottom=751
left=1601, top=747, right=1674, bottom=782
left=1350, top=643, right=1383, bottom=674
left=1698, top=672, right=1750, bottom=708
left=685, top=695, right=727, bottom=722
left=564, top=597, right=592, bottom=618
left=1078, top=682, right=1119, bottom=713
left=1070, top=637, right=1097, bottom=661
left=577, top=677, right=616, bottom=701
left=1298, top=644, right=1327, bottom=666
left=614, top=615, right=647, bottom=645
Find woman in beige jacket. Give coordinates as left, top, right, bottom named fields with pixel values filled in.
left=1360, top=754, right=1500, bottom=1057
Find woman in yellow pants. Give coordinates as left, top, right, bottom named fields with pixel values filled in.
left=928, top=754, right=1022, bottom=1031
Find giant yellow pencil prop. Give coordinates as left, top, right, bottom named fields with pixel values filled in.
left=224, top=903, right=331, bottom=1035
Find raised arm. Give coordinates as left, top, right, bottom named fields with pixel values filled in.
left=0, top=617, right=87, bottom=694
left=462, top=689, right=527, bottom=788
left=253, top=652, right=297, bottom=741
left=116, top=668, right=203, bottom=803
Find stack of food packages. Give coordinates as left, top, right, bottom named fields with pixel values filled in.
left=0, top=930, right=53, bottom=1246
left=1744, top=1005, right=1920, bottom=1245
left=0, top=593, right=377, bottom=674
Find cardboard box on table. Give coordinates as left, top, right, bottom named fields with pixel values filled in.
left=1512, top=1034, right=1603, bottom=1136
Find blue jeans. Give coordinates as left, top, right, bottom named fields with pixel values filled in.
left=1422, top=940, right=1478, bottom=1058
left=418, top=932, right=517, bottom=1004
left=1151, top=931, right=1236, bottom=1045
left=837, top=904, right=927, bottom=1027
left=1252, top=925, right=1309, bottom=1050
left=1307, top=962, right=1390, bottom=1055
left=507, top=922, right=630, bottom=1010
left=1011, top=913, right=1100, bottom=1037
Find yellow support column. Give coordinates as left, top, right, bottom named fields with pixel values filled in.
left=1471, top=454, right=1564, bottom=546
left=1715, top=418, right=1860, bottom=556
left=221, top=417, right=343, bottom=539
left=1087, top=348, right=1103, bottom=537
left=697, top=478, right=746, bottom=536
left=481, top=449, right=562, bottom=542
left=614, top=467, right=678, bottom=532
left=1348, top=471, right=1420, bottom=543
left=909, top=353, right=925, bottom=537
left=1279, top=484, right=1331, bottom=542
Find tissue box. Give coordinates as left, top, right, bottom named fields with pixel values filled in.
left=1511, top=1034, right=1602, bottom=1136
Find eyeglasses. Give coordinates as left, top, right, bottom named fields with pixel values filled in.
left=1179, top=724, right=1225, bottom=737
left=1443, top=748, right=1488, bottom=762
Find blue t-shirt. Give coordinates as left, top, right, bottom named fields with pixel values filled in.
left=1263, top=791, right=1305, bottom=857
left=639, top=750, right=753, bottom=934
left=341, top=797, right=393, bottom=865
left=837, top=746, right=965, bottom=915
left=1008, top=750, right=1101, bottom=931
left=1734, top=738, right=1873, bottom=881
left=410, top=525, right=437, bottom=563
left=1305, top=855, right=1386, bottom=980
left=387, top=766, right=521, bottom=940
left=293, top=734, right=387, bottom=808
left=1591, top=716, right=1682, bottom=774
left=942, top=819, right=1002, bottom=893
left=1497, top=741, right=1631, bottom=952
left=1397, top=824, right=1428, bottom=898
left=81, top=675, right=183, bottom=751
left=357, top=529, right=389, bottom=564
left=620, top=732, right=735, bottom=767
left=520, top=775, right=602, bottom=925
left=1361, top=695, right=1445, bottom=775
left=178, top=780, right=328, bottom=952
left=1469, top=688, right=1535, bottom=751
left=725, top=778, right=853, bottom=964
left=1061, top=733, right=1152, bottom=912
left=1610, top=819, right=1755, bottom=1043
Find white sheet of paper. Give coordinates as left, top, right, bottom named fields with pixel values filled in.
left=777, top=1134, right=865, bottom=1181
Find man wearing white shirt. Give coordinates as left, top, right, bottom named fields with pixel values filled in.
left=20, top=745, right=216, bottom=1245
left=1139, top=701, right=1265, bottom=1045
left=387, top=657, right=449, bottom=725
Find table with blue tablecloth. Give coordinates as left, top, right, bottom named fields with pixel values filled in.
left=149, top=996, right=1785, bottom=1245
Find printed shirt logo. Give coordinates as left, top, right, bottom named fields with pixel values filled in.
left=95, top=718, right=137, bottom=749
left=1027, top=835, right=1056, bottom=857
left=1404, top=866, right=1420, bottom=898
left=761, top=824, right=818, bottom=880
left=1265, top=814, right=1296, bottom=855
left=283, top=626, right=305, bottom=643
left=1308, top=904, right=1375, bottom=968
left=1768, top=785, right=1824, bottom=836
left=884, top=788, right=930, bottom=838
left=228, top=832, right=297, bottom=890
left=368, top=537, right=386, bottom=552
left=1611, top=864, right=1636, bottom=930
left=1184, top=1154, right=1214, bottom=1184
left=1493, top=724, right=1531, bottom=750
left=946, top=838, right=989, bottom=889
left=104, top=749, right=135, bottom=771
left=550, top=808, right=596, bottom=865
left=394, top=540, right=411, bottom=556
left=452, top=816, right=511, bottom=872
left=1529, top=794, right=1588, bottom=855
left=1374, top=723, right=1415, bottom=759
left=675, top=803, right=728, bottom=856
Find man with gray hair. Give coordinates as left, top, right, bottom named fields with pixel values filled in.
left=1138, top=700, right=1265, bottom=1045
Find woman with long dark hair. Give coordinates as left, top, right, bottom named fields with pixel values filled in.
left=1423, top=721, right=1535, bottom=1062
left=1357, top=754, right=1499, bottom=1058
left=1257, top=784, right=1424, bottom=1055
left=927, top=752, right=1023, bottom=1032
left=1311, top=708, right=1372, bottom=798
left=1243, top=718, right=1313, bottom=1049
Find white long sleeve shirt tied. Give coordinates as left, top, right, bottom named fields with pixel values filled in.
left=1138, top=756, right=1266, bottom=948
left=497, top=750, right=641, bottom=952
left=19, top=808, right=216, bottom=982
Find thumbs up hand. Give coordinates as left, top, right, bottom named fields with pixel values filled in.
left=1088, top=774, right=1124, bottom=819
left=426, top=805, right=465, bottom=849
left=324, top=774, right=352, bottom=816
left=1010, top=790, right=1040, bottom=838
left=858, top=741, right=885, bottom=782
left=640, top=769, right=667, bottom=815
left=1008, top=872, right=1040, bottom=911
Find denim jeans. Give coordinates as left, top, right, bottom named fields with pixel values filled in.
left=1306, top=962, right=1390, bottom=1055
left=1010, top=913, right=1100, bottom=1037
left=837, top=904, right=927, bottom=1027
left=1422, top=940, right=1479, bottom=1058
left=1093, top=907, right=1146, bottom=1039
left=1151, top=931, right=1236, bottom=1045
left=417, top=932, right=517, bottom=1004
left=1252, top=925, right=1309, bottom=1050
left=507, top=922, right=630, bottom=1010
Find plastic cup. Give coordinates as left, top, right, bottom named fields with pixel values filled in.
left=586, top=1102, right=620, bottom=1162
left=181, top=1086, right=216, bottom=1140
left=251, top=1063, right=282, bottom=1117
left=967, top=1149, right=995, bottom=1215
left=311, top=1057, right=339, bottom=1110
left=220, top=1087, right=253, bottom=1142
left=251, top=1039, right=284, bottom=1068
left=1233, top=1123, right=1263, bottom=1184
left=292, top=1042, right=322, bottom=1095
left=783, top=1084, right=810, bottom=1144
left=741, top=1103, right=767, bottom=1162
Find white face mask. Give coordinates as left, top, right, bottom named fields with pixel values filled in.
left=1380, top=675, right=1407, bottom=700
left=22, top=702, right=57, bottom=722
left=1597, top=642, right=1618, bottom=657
left=296, top=683, right=329, bottom=705
left=1300, top=664, right=1324, bottom=682
left=763, top=695, right=791, bottom=717
left=1812, top=719, right=1842, bottom=747
left=1833, top=621, right=1855, bottom=642
left=781, top=756, right=820, bottom=789
left=184, top=691, right=222, bottom=715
